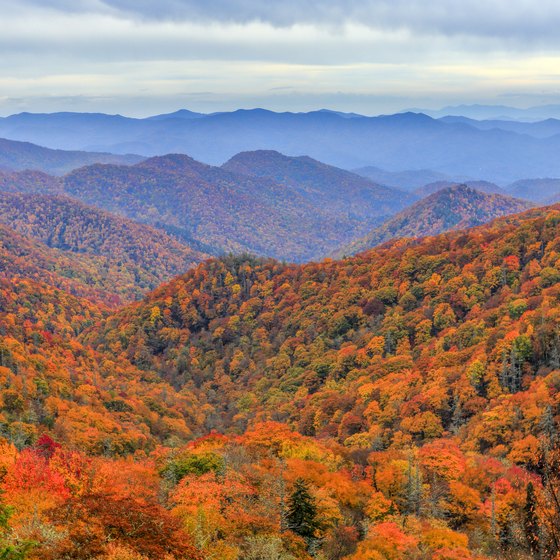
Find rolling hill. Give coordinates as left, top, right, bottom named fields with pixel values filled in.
left=0, top=223, right=129, bottom=304
left=335, top=184, right=533, bottom=256
left=0, top=192, right=207, bottom=301
left=0, top=168, right=63, bottom=194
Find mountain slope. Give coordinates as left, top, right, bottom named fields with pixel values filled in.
left=0, top=137, right=143, bottom=175
left=0, top=223, right=127, bottom=304
left=59, top=154, right=392, bottom=262
left=222, top=150, right=415, bottom=219
left=0, top=192, right=206, bottom=299
left=1, top=204, right=560, bottom=559
left=0, top=274, right=203, bottom=454
left=335, top=185, right=533, bottom=256
left=88, top=203, right=560, bottom=444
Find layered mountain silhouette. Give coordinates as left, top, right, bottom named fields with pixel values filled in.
left=1, top=152, right=415, bottom=262
left=3, top=109, right=560, bottom=183
left=506, top=178, right=560, bottom=203
left=351, top=165, right=456, bottom=191
left=414, top=180, right=506, bottom=198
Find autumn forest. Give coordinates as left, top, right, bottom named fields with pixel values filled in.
left=0, top=128, right=557, bottom=560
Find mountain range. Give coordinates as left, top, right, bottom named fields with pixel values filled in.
left=3, top=109, right=560, bottom=183
left=2, top=138, right=558, bottom=263
left=0, top=150, right=415, bottom=262
left=416, top=103, right=560, bottom=121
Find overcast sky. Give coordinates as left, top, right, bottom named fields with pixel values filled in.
left=1, top=0, right=560, bottom=116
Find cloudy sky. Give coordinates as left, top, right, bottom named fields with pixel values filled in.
left=1, top=0, right=560, bottom=116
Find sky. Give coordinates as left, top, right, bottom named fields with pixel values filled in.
left=1, top=0, right=560, bottom=117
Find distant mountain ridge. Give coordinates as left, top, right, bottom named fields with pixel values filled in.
left=335, top=184, right=533, bottom=256
left=416, top=103, right=560, bottom=121
left=4, top=109, right=560, bottom=183
left=0, top=136, right=143, bottom=175
left=506, top=178, right=560, bottom=202
left=351, top=166, right=458, bottom=191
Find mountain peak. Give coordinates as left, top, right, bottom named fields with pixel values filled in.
left=336, top=182, right=532, bottom=257
left=135, top=153, right=210, bottom=174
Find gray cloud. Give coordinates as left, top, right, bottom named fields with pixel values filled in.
left=0, top=0, right=559, bottom=116
left=12, top=0, right=560, bottom=44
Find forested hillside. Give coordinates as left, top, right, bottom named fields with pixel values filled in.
left=86, top=203, right=560, bottom=558
left=337, top=185, right=533, bottom=256
left=0, top=192, right=206, bottom=300
left=0, top=169, right=63, bottom=194
left=0, top=203, right=559, bottom=559
left=222, top=150, right=414, bottom=219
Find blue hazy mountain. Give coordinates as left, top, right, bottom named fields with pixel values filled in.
left=221, top=149, right=416, bottom=218
left=0, top=136, right=143, bottom=175
left=439, top=115, right=560, bottom=138
left=414, top=180, right=507, bottom=198
left=351, top=166, right=459, bottom=191
left=3, top=109, right=560, bottom=183
left=417, top=104, right=560, bottom=121
left=505, top=178, right=560, bottom=203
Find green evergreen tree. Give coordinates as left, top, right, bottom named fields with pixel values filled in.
left=524, top=482, right=540, bottom=558
left=286, top=478, right=321, bottom=549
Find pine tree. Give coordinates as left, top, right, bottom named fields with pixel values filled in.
left=524, top=482, right=540, bottom=558
left=286, top=478, right=321, bottom=548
